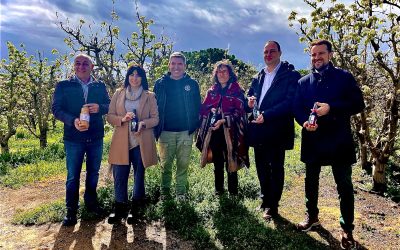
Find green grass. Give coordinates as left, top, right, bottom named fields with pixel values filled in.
left=0, top=160, right=66, bottom=188
left=11, top=152, right=329, bottom=249
left=0, top=123, right=113, bottom=185
left=8, top=123, right=325, bottom=248
left=12, top=199, right=66, bottom=225
left=12, top=188, right=115, bottom=226
left=7, top=123, right=399, bottom=249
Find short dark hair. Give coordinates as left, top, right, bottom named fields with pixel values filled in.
left=266, top=40, right=281, bottom=52
left=310, top=39, right=333, bottom=53
left=124, top=64, right=149, bottom=90
left=212, top=60, right=238, bottom=84
left=169, top=51, right=186, bottom=65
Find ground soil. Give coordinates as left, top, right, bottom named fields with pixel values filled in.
left=0, top=166, right=194, bottom=250
left=0, top=166, right=399, bottom=249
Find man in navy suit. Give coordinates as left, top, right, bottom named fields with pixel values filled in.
left=294, top=39, right=364, bottom=249
left=247, top=41, right=301, bottom=220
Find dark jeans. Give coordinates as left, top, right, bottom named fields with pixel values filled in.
left=64, top=139, right=103, bottom=211
left=209, top=128, right=238, bottom=194
left=254, top=145, right=285, bottom=209
left=305, top=163, right=355, bottom=232
left=112, top=147, right=145, bottom=203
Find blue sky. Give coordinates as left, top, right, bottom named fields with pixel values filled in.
left=0, top=0, right=343, bottom=70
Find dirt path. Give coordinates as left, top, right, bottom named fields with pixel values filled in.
left=280, top=169, right=400, bottom=250
left=0, top=166, right=399, bottom=249
left=0, top=166, right=194, bottom=250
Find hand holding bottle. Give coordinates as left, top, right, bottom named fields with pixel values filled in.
left=303, top=120, right=318, bottom=131
left=135, top=121, right=146, bottom=134
left=85, top=103, right=99, bottom=113
left=212, top=119, right=226, bottom=130
left=122, top=112, right=134, bottom=122
left=314, top=102, right=330, bottom=116
left=74, top=118, right=89, bottom=131
left=251, top=113, right=264, bottom=124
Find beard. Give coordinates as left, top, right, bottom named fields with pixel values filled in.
left=312, top=61, right=329, bottom=71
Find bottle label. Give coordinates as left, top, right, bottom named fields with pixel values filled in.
left=131, top=121, right=137, bottom=132
left=80, top=113, right=90, bottom=122
left=308, top=114, right=316, bottom=125
left=253, top=109, right=260, bottom=120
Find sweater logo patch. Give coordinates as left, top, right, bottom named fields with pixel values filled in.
left=184, top=85, right=191, bottom=91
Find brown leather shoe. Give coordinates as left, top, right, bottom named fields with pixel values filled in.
left=262, top=207, right=278, bottom=220
left=297, top=213, right=320, bottom=232
left=340, top=230, right=358, bottom=249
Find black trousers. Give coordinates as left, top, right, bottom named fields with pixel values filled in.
left=254, top=144, right=285, bottom=209
left=209, top=127, right=238, bottom=194
left=305, top=163, right=355, bottom=232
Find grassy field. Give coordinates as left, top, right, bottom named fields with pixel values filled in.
left=2, top=124, right=399, bottom=249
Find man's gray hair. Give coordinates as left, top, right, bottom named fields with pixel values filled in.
left=74, top=53, right=94, bottom=64
left=169, top=51, right=186, bottom=64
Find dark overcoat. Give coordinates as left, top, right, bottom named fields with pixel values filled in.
left=293, top=63, right=365, bottom=165
left=247, top=61, right=301, bottom=149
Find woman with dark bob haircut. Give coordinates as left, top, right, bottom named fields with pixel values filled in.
left=196, top=60, right=250, bottom=196
left=107, top=64, right=159, bottom=224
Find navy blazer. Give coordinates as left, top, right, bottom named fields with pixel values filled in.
left=52, top=77, right=110, bottom=142
left=247, top=61, right=301, bottom=149
left=293, top=63, right=365, bottom=165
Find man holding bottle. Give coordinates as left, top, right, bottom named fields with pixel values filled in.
left=247, top=41, right=301, bottom=220
left=52, top=53, right=110, bottom=226
left=293, top=39, right=365, bottom=249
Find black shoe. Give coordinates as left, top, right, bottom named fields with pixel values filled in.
left=62, top=215, right=77, bottom=226
left=108, top=202, right=128, bottom=224
left=262, top=207, right=278, bottom=220
left=127, top=200, right=145, bottom=225
left=62, top=210, right=77, bottom=226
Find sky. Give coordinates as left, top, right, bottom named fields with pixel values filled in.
left=0, top=0, right=344, bottom=71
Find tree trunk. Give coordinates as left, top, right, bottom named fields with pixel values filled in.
left=372, top=160, right=387, bottom=194
left=52, top=117, right=56, bottom=130
left=360, top=143, right=371, bottom=173
left=39, top=129, right=47, bottom=148
left=1, top=142, right=9, bottom=154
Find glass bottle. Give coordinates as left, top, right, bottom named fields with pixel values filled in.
left=209, top=109, right=218, bottom=126
left=253, top=99, right=260, bottom=120
left=308, top=102, right=318, bottom=127
left=79, top=106, right=90, bottom=129
left=130, top=109, right=139, bottom=132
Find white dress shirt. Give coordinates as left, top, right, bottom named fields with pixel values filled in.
left=258, top=62, right=281, bottom=108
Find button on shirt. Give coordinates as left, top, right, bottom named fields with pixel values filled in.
left=258, top=62, right=281, bottom=108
